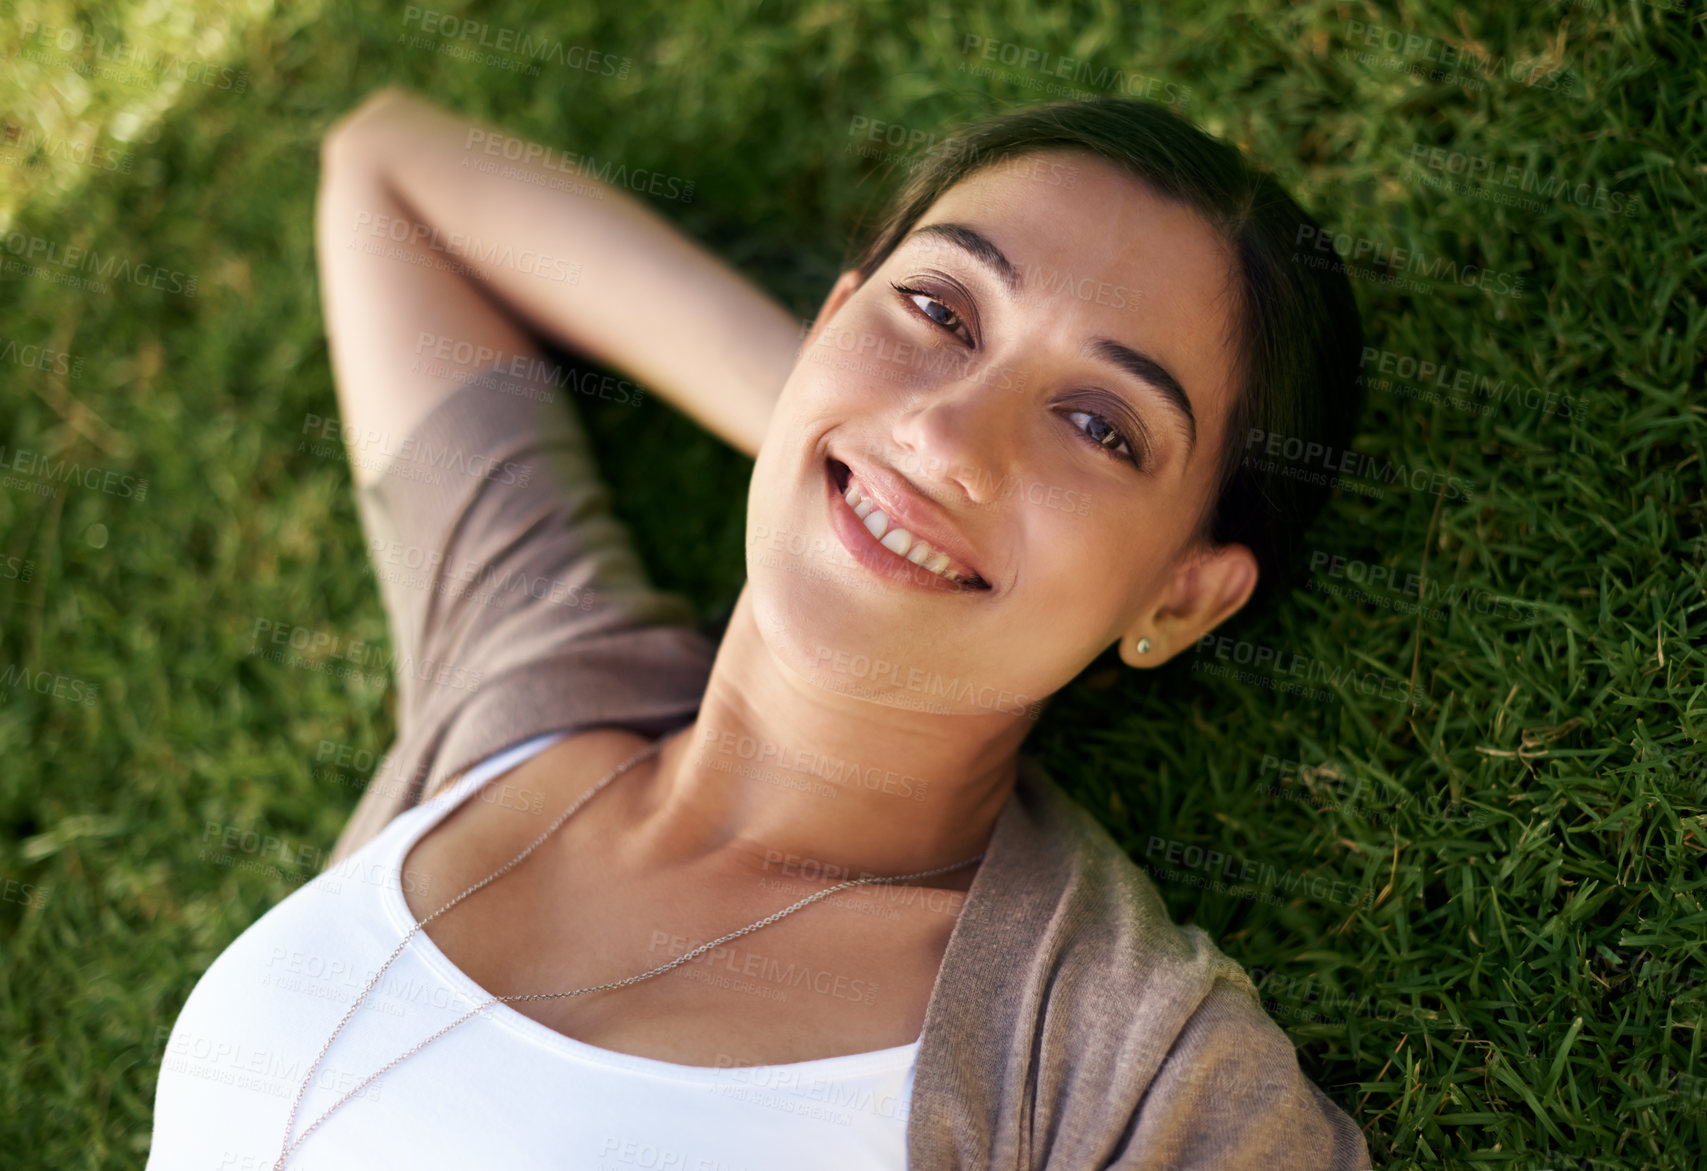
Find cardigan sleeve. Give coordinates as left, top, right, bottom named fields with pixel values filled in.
left=1110, top=978, right=1374, bottom=1170
left=327, top=365, right=714, bottom=863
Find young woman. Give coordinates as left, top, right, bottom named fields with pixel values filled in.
left=149, top=88, right=1370, bottom=1169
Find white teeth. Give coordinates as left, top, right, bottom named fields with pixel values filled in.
left=841, top=470, right=975, bottom=586
left=845, top=483, right=875, bottom=519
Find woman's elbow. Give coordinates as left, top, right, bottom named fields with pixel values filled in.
left=319, top=85, right=417, bottom=174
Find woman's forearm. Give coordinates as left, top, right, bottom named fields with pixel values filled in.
left=324, top=87, right=802, bottom=457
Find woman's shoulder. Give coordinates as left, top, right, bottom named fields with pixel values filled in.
left=992, top=757, right=1254, bottom=991
left=910, top=758, right=1370, bottom=1168
left=937, top=757, right=1263, bottom=1078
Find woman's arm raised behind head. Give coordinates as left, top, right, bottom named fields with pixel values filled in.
left=317, top=86, right=801, bottom=467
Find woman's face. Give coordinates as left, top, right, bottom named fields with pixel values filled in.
left=746, top=148, right=1257, bottom=717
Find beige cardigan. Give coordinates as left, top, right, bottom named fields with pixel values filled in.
left=325, top=373, right=1372, bottom=1170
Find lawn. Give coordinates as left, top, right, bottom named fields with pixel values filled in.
left=0, top=0, right=1702, bottom=1167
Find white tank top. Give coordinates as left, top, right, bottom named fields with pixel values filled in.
left=147, top=732, right=920, bottom=1170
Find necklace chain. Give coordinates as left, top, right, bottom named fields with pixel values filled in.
left=274, top=730, right=985, bottom=1169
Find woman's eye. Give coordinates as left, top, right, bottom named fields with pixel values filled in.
left=1065, top=409, right=1140, bottom=466
left=892, top=284, right=970, bottom=342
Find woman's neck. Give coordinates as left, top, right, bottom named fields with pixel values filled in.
left=628, top=590, right=1032, bottom=889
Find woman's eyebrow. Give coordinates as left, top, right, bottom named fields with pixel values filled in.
left=904, top=221, right=1197, bottom=458
left=1086, top=338, right=1197, bottom=458
left=904, top=223, right=1022, bottom=293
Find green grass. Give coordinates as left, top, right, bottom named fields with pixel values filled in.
left=1, top=0, right=1702, bottom=1166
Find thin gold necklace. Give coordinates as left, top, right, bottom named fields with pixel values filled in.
left=274, top=729, right=984, bottom=1169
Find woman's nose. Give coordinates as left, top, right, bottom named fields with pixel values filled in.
left=890, top=373, right=1024, bottom=506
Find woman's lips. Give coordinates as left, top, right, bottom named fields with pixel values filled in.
left=824, top=458, right=990, bottom=592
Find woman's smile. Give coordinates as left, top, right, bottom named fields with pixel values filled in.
left=823, top=455, right=994, bottom=593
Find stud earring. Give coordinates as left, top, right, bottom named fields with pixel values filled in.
left=1135, top=637, right=1151, bottom=655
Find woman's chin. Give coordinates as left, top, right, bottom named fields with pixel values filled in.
left=747, top=570, right=907, bottom=683
left=742, top=570, right=1025, bottom=720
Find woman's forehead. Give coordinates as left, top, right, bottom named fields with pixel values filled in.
left=915, top=150, right=1231, bottom=282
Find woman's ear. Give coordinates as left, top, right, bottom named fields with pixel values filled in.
left=1118, top=542, right=1259, bottom=668
left=799, top=270, right=865, bottom=354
